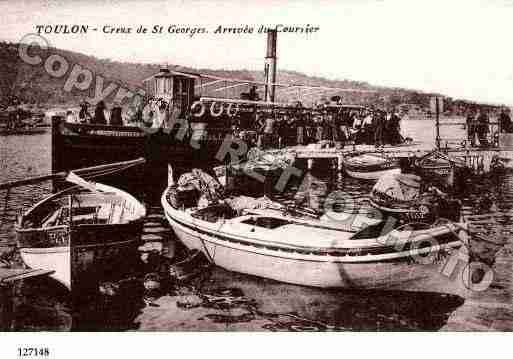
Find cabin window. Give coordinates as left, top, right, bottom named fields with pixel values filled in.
left=156, top=78, right=164, bottom=95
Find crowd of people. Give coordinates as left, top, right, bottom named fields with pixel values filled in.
left=247, top=107, right=405, bottom=150
left=66, top=99, right=406, bottom=150
left=67, top=100, right=124, bottom=126
left=465, top=107, right=512, bottom=147
left=63, top=99, right=513, bottom=151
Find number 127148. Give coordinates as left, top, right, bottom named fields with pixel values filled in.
left=17, top=348, right=50, bottom=357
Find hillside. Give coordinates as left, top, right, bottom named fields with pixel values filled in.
left=0, top=41, right=499, bottom=115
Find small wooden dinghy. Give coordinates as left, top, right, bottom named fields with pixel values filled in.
left=414, top=150, right=469, bottom=189
left=162, top=171, right=472, bottom=295
left=16, top=182, right=146, bottom=292
left=343, top=153, right=400, bottom=180
left=215, top=150, right=296, bottom=194
left=369, top=172, right=463, bottom=226
left=370, top=173, right=424, bottom=214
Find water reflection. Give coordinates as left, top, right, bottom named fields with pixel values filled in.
left=1, top=132, right=512, bottom=331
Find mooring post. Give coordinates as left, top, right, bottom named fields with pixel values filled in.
left=337, top=153, right=344, bottom=171
left=307, top=158, right=314, bottom=171
left=167, top=164, right=175, bottom=187
left=51, top=116, right=61, bottom=193
left=483, top=154, right=491, bottom=173
left=225, top=165, right=235, bottom=192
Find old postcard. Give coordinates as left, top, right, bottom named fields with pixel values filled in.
left=0, top=0, right=511, bottom=356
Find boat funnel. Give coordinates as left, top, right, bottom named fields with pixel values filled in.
left=264, top=29, right=277, bottom=103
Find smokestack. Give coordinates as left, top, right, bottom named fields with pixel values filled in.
left=264, top=29, right=277, bottom=103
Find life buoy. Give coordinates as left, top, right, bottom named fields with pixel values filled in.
left=190, top=101, right=206, bottom=118
left=210, top=102, right=224, bottom=117
left=226, top=102, right=239, bottom=117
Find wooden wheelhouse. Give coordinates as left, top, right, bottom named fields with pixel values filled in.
left=142, top=68, right=196, bottom=118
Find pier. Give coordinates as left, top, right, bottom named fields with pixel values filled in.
left=265, top=139, right=513, bottom=174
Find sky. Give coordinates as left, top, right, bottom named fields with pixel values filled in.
left=1, top=0, right=513, bottom=104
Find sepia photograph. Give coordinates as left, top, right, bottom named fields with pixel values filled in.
left=0, top=0, right=512, bottom=353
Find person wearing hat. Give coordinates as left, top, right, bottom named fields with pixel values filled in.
left=110, top=102, right=123, bottom=126
left=349, top=111, right=362, bottom=142
left=314, top=114, right=324, bottom=143
left=6, top=105, right=17, bottom=129
left=465, top=107, right=477, bottom=146
left=476, top=107, right=490, bottom=147
left=79, top=101, right=92, bottom=123
left=259, top=111, right=276, bottom=149
left=374, top=109, right=386, bottom=148
left=387, top=108, right=402, bottom=145
left=498, top=107, right=512, bottom=133
left=295, top=109, right=305, bottom=145
left=93, top=100, right=107, bottom=125
left=361, top=109, right=374, bottom=144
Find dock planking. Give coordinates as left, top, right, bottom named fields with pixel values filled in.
left=266, top=143, right=513, bottom=173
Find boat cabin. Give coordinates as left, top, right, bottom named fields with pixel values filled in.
left=142, top=68, right=197, bottom=118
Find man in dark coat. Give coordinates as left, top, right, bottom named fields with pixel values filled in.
left=498, top=108, right=511, bottom=133
left=374, top=109, right=386, bottom=148
left=79, top=101, right=91, bottom=123
left=465, top=108, right=477, bottom=146
left=476, top=107, right=490, bottom=147
left=110, top=103, right=123, bottom=126
left=6, top=105, right=17, bottom=129
left=93, top=101, right=107, bottom=125
left=295, top=110, right=305, bottom=145
left=387, top=109, right=402, bottom=145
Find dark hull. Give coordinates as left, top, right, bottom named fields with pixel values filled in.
left=343, top=156, right=400, bottom=173
left=17, top=221, right=143, bottom=297
left=52, top=120, right=230, bottom=203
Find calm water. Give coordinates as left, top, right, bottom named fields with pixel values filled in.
left=0, top=119, right=512, bottom=331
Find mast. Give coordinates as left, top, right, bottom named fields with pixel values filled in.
left=435, top=97, right=441, bottom=149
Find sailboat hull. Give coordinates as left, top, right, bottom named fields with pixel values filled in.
left=163, top=200, right=471, bottom=297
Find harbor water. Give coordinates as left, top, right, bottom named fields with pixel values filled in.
left=1, top=119, right=512, bottom=331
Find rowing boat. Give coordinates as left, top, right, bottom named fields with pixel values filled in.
left=414, top=150, right=468, bottom=189
left=342, top=153, right=401, bottom=180
left=16, top=182, right=146, bottom=293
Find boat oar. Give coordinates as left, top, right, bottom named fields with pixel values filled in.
left=0, top=157, right=146, bottom=191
